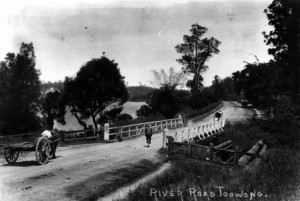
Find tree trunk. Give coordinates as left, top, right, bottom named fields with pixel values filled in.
left=92, top=115, right=98, bottom=130
left=71, top=109, right=87, bottom=130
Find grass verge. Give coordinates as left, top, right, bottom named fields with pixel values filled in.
left=118, top=122, right=300, bottom=201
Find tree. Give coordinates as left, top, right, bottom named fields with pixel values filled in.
left=212, top=75, right=224, bottom=101
left=151, top=67, right=187, bottom=88
left=263, top=0, right=300, bottom=98
left=189, top=87, right=214, bottom=111
left=58, top=56, right=128, bottom=130
left=117, top=113, right=133, bottom=121
left=232, top=61, right=280, bottom=107
left=41, top=90, right=61, bottom=129
left=175, top=24, right=221, bottom=92
left=0, top=43, right=41, bottom=134
left=136, top=104, right=152, bottom=118
left=148, top=86, right=181, bottom=118
left=220, top=77, right=239, bottom=101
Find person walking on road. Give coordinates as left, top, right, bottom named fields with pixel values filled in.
left=145, top=125, right=153, bottom=147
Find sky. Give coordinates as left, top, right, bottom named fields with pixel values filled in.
left=0, top=0, right=273, bottom=87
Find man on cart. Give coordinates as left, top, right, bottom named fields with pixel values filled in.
left=41, top=129, right=59, bottom=158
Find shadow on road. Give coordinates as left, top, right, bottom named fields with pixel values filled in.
left=1, top=160, right=40, bottom=167
left=1, top=156, right=61, bottom=167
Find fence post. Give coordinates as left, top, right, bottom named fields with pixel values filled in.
left=167, top=136, right=174, bottom=156
left=104, top=123, right=110, bottom=141
left=234, top=146, right=239, bottom=165
left=221, top=118, right=226, bottom=127
left=209, top=143, right=214, bottom=163
left=178, top=115, right=183, bottom=127
left=162, top=129, right=169, bottom=148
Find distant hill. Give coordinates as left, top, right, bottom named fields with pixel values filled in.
left=127, top=86, right=154, bottom=102
left=41, top=82, right=154, bottom=102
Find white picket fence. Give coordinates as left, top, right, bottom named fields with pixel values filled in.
left=104, top=115, right=184, bottom=141
left=164, top=118, right=225, bottom=144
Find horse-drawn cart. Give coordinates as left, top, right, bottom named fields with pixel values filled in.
left=3, top=131, right=59, bottom=165
left=213, top=111, right=223, bottom=121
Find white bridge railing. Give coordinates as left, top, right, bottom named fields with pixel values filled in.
left=104, top=115, right=184, bottom=141
left=163, top=118, right=225, bottom=145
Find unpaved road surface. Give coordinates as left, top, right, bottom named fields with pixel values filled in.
left=0, top=101, right=253, bottom=201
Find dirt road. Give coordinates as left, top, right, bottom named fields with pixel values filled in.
left=0, top=101, right=253, bottom=201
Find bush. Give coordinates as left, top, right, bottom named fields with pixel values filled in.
left=254, top=97, right=300, bottom=147
left=117, top=113, right=133, bottom=121
left=136, top=105, right=152, bottom=118
left=149, top=86, right=181, bottom=118
left=220, top=121, right=274, bottom=149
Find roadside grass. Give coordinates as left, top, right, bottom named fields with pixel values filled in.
left=64, top=157, right=166, bottom=201
left=117, top=122, right=300, bottom=201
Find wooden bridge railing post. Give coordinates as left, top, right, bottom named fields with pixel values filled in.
left=167, top=136, right=174, bottom=157
left=104, top=123, right=110, bottom=141
left=209, top=143, right=214, bottom=163
left=162, top=129, right=169, bottom=148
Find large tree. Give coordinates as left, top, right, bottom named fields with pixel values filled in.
left=263, top=0, right=300, bottom=98
left=58, top=56, right=128, bottom=130
left=0, top=43, right=41, bottom=134
left=175, top=24, right=221, bottom=92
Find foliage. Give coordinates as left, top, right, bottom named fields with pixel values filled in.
left=148, top=86, right=182, bottom=118
left=127, top=86, right=153, bottom=101
left=41, top=90, right=60, bottom=129
left=254, top=97, right=300, bottom=147
left=97, top=107, right=123, bottom=125
left=150, top=67, right=187, bottom=88
left=0, top=42, right=42, bottom=134
left=188, top=76, right=237, bottom=110
left=58, top=56, right=128, bottom=130
left=212, top=75, right=224, bottom=101
left=175, top=24, right=221, bottom=92
left=220, top=77, right=239, bottom=101
left=117, top=113, right=133, bottom=121
left=221, top=121, right=274, bottom=149
left=232, top=61, right=280, bottom=107
left=189, top=87, right=213, bottom=111
left=263, top=0, right=300, bottom=98
left=136, top=104, right=152, bottom=118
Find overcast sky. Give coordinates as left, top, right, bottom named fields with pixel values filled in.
left=0, top=0, right=273, bottom=87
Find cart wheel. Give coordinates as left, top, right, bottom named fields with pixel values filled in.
left=4, top=148, right=19, bottom=164
left=36, top=136, right=50, bottom=165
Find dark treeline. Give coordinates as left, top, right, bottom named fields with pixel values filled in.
left=41, top=83, right=154, bottom=102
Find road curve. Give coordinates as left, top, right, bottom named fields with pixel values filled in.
left=0, top=101, right=253, bottom=201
